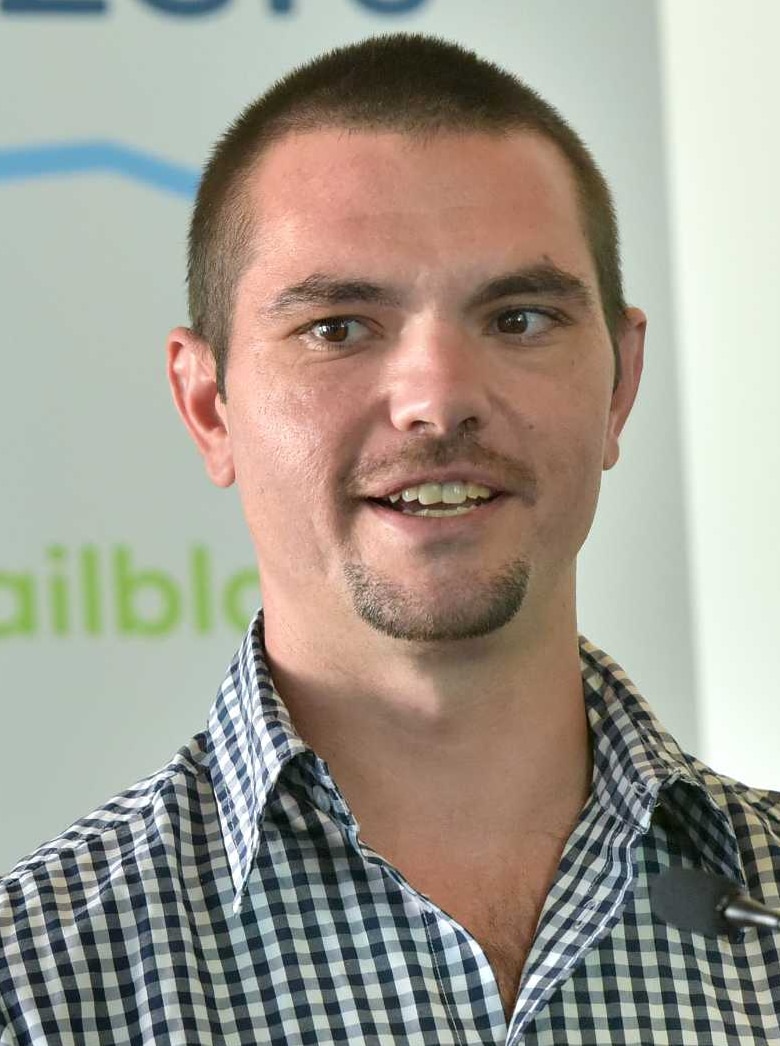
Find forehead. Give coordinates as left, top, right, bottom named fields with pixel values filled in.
left=242, top=128, right=595, bottom=292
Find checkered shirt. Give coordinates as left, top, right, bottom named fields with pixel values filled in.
left=1, top=611, right=779, bottom=1044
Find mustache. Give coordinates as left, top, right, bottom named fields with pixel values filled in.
left=343, top=434, right=538, bottom=507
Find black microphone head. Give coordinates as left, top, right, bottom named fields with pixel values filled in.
left=649, top=866, right=742, bottom=937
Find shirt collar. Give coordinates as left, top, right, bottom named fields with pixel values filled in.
left=205, top=610, right=311, bottom=911
left=204, top=614, right=748, bottom=911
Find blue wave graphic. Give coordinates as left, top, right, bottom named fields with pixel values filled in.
left=0, top=141, right=197, bottom=198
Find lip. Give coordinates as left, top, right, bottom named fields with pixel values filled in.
left=364, top=469, right=507, bottom=500
left=364, top=492, right=510, bottom=535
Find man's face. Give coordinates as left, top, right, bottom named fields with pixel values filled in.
left=179, top=129, right=643, bottom=644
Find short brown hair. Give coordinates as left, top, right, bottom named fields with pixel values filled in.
left=188, top=33, right=626, bottom=399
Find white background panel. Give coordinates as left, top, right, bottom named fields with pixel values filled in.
left=659, top=0, right=780, bottom=788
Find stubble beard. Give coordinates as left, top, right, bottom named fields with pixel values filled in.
left=342, top=557, right=531, bottom=642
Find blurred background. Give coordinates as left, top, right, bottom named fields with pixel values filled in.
left=1, top=0, right=778, bottom=874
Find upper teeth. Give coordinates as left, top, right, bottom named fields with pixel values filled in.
left=387, top=481, right=494, bottom=505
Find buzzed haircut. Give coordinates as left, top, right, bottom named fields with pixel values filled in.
left=188, top=33, right=626, bottom=399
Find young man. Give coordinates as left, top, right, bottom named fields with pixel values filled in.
left=2, top=34, right=778, bottom=1045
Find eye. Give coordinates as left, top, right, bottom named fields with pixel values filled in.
left=300, top=316, right=372, bottom=349
left=493, top=308, right=561, bottom=339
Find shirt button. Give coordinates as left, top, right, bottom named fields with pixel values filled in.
left=312, top=785, right=332, bottom=814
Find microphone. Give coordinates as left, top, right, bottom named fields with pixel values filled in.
left=649, top=867, right=780, bottom=937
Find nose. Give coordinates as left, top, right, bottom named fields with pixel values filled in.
left=387, top=322, right=492, bottom=436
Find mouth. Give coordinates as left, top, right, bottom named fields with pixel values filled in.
left=367, top=479, right=503, bottom=518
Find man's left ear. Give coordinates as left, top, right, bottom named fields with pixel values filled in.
left=603, top=307, right=646, bottom=470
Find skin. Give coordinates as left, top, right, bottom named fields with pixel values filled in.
left=168, top=128, right=645, bottom=1011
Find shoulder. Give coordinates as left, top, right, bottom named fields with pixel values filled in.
left=0, top=736, right=237, bottom=1042
left=579, top=636, right=780, bottom=897
left=692, top=757, right=780, bottom=822
left=685, top=754, right=780, bottom=846
left=662, top=751, right=780, bottom=911
left=0, top=736, right=211, bottom=918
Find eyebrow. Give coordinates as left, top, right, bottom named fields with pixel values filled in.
left=262, top=274, right=403, bottom=318
left=262, top=263, right=594, bottom=320
left=464, top=264, right=594, bottom=312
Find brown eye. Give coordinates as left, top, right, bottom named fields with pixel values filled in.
left=494, top=309, right=557, bottom=338
left=496, top=310, right=531, bottom=335
left=313, top=319, right=352, bottom=342
left=302, top=316, right=372, bottom=351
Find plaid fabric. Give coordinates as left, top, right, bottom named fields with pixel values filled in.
left=1, top=610, right=779, bottom=1044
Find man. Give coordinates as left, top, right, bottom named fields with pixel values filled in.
left=1, top=33, right=778, bottom=1045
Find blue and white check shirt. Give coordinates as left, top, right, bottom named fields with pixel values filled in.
left=1, top=611, right=779, bottom=1044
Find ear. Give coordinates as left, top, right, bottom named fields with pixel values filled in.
left=603, top=307, right=646, bottom=470
left=166, top=326, right=235, bottom=487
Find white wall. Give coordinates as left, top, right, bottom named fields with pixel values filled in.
left=659, top=0, right=780, bottom=789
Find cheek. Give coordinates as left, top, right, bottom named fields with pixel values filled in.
left=228, top=379, right=347, bottom=517
left=543, top=441, right=603, bottom=515
left=531, top=390, right=611, bottom=517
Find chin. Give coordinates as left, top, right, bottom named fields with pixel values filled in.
left=342, top=558, right=531, bottom=642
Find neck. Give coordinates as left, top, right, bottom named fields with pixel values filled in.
left=262, top=579, right=592, bottom=859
